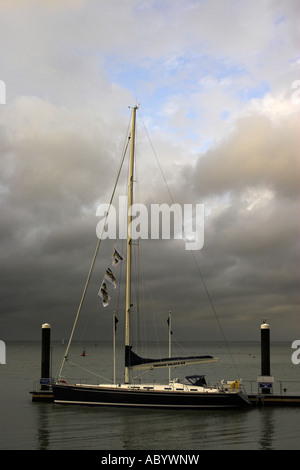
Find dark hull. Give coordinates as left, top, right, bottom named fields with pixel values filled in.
left=52, top=384, right=250, bottom=409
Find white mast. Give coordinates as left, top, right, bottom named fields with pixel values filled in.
left=125, top=106, right=138, bottom=384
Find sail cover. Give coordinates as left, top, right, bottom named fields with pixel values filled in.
left=125, top=346, right=218, bottom=371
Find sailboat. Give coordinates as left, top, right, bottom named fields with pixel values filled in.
left=52, top=106, right=250, bottom=409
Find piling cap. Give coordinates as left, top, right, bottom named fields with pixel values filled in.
left=261, top=319, right=269, bottom=329
left=42, top=323, right=51, bottom=329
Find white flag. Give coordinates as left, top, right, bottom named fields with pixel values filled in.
left=105, top=267, right=117, bottom=289
left=111, top=245, right=124, bottom=266
left=98, top=282, right=110, bottom=307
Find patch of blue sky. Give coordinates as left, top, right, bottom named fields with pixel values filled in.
left=105, top=51, right=265, bottom=138
left=105, top=58, right=146, bottom=92
left=186, top=108, right=197, bottom=120
left=214, top=60, right=247, bottom=80
left=194, top=138, right=213, bottom=154
left=105, top=51, right=249, bottom=106
left=221, top=110, right=230, bottom=121
left=104, top=57, right=176, bottom=120
left=237, top=80, right=270, bottom=102
left=274, top=15, right=285, bottom=25
left=190, top=52, right=247, bottom=80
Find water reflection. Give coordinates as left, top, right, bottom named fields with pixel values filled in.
left=35, top=403, right=51, bottom=450
left=258, top=408, right=275, bottom=450
left=34, top=401, right=298, bottom=450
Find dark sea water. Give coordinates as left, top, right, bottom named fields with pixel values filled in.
left=0, top=341, right=299, bottom=451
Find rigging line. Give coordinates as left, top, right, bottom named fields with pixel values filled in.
left=57, top=128, right=131, bottom=379
left=132, top=368, right=153, bottom=381
left=190, top=250, right=240, bottom=376
left=138, top=109, right=174, bottom=205
left=138, top=110, right=240, bottom=377
left=67, top=360, right=113, bottom=383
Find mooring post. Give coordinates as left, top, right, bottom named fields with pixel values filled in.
left=259, top=320, right=274, bottom=394
left=41, top=323, right=51, bottom=390
left=261, top=320, right=270, bottom=376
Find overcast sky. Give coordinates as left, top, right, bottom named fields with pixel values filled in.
left=0, top=0, right=299, bottom=345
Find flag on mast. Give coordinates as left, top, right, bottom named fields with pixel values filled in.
left=114, top=315, right=119, bottom=332
left=98, top=281, right=110, bottom=307
left=104, top=267, right=117, bottom=289
left=111, top=245, right=124, bottom=266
